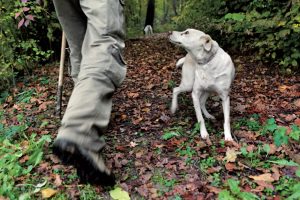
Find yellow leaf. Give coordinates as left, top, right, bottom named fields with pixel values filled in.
left=249, top=173, right=275, bottom=182
left=41, top=188, right=57, bottom=199
left=224, top=148, right=239, bottom=163
left=109, top=187, right=130, bottom=200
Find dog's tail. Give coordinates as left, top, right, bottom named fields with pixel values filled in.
left=176, top=57, right=185, bottom=68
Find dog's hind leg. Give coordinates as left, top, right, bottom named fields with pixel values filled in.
left=171, top=86, right=190, bottom=114
left=192, top=90, right=209, bottom=139
left=221, top=93, right=233, bottom=141
left=200, top=92, right=215, bottom=119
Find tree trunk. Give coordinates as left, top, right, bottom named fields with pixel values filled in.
left=172, top=0, right=178, bottom=16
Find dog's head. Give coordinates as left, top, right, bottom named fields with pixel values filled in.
left=169, top=29, right=206, bottom=49
left=169, top=29, right=218, bottom=64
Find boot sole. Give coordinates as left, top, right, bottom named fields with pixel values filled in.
left=52, top=140, right=115, bottom=186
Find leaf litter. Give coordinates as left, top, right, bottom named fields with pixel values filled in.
left=2, top=33, right=300, bottom=199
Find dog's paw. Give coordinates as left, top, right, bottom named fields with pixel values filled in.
left=200, top=131, right=209, bottom=139
left=205, top=114, right=215, bottom=120
left=224, top=135, right=233, bottom=141
left=170, top=106, right=177, bottom=114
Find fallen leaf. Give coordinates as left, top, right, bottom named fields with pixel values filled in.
left=127, top=92, right=139, bottom=98
left=294, top=99, right=300, bottom=108
left=54, top=174, right=62, bottom=187
left=129, top=141, right=137, bottom=148
left=141, top=173, right=152, bottom=184
left=294, top=118, right=300, bottom=126
left=207, top=166, right=222, bottom=174
left=206, top=186, right=222, bottom=194
left=41, top=188, right=57, bottom=199
left=268, top=144, right=277, bottom=154
left=224, top=148, right=239, bottom=163
left=279, top=85, right=290, bottom=92
left=249, top=173, right=275, bottom=182
left=225, top=163, right=236, bottom=171
left=109, top=187, right=130, bottom=200
left=271, top=167, right=280, bottom=181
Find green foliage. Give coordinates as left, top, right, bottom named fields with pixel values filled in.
left=218, top=179, right=259, bottom=200
left=0, top=0, right=60, bottom=89
left=199, top=156, right=217, bottom=171
left=176, top=0, right=300, bottom=72
left=274, top=127, right=289, bottom=147
left=0, top=134, right=51, bottom=199
left=162, top=126, right=183, bottom=140
left=289, top=125, right=300, bottom=141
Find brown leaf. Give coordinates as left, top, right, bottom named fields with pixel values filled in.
left=249, top=173, right=275, bottom=182
left=294, top=99, right=300, bottom=108
left=294, top=118, right=300, bottom=126
left=206, top=166, right=222, bottom=174
left=234, top=130, right=257, bottom=140
left=253, top=180, right=274, bottom=190
left=127, top=92, right=139, bottom=98
left=136, top=185, right=149, bottom=197
left=206, top=186, right=222, bottom=194
left=271, top=167, right=280, bottom=181
left=41, top=188, right=57, bottom=199
left=224, top=148, right=239, bottom=163
left=225, top=163, right=236, bottom=171
left=141, top=173, right=152, bottom=184
left=54, top=174, right=62, bottom=187
left=279, top=85, right=291, bottom=93
left=268, top=144, right=277, bottom=155
left=19, top=155, right=29, bottom=164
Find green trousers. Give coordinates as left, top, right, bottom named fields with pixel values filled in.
left=53, top=0, right=126, bottom=152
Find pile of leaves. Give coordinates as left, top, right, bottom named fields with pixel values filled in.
left=0, top=34, right=299, bottom=199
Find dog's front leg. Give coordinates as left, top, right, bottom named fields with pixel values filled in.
left=171, top=86, right=190, bottom=114
left=221, top=95, right=233, bottom=141
left=192, top=90, right=209, bottom=139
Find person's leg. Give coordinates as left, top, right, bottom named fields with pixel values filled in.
left=52, top=0, right=86, bottom=82
left=53, top=0, right=126, bottom=185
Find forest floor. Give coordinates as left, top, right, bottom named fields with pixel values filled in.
left=1, top=33, right=300, bottom=200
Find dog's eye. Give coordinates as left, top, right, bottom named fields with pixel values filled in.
left=185, top=31, right=189, bottom=35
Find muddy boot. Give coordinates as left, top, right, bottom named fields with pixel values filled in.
left=52, top=139, right=115, bottom=186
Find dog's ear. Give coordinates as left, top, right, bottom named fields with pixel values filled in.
left=200, top=35, right=212, bottom=52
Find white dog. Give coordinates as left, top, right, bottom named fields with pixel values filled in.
left=144, top=25, right=153, bottom=36
left=169, top=29, right=235, bottom=141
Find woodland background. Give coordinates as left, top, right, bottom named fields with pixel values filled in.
left=1, top=0, right=300, bottom=89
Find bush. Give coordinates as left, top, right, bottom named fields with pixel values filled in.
left=0, top=0, right=60, bottom=90
left=175, top=0, right=300, bottom=72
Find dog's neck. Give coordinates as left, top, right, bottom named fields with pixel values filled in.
left=189, top=41, right=219, bottom=65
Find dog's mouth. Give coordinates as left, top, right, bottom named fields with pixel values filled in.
left=169, top=36, right=182, bottom=45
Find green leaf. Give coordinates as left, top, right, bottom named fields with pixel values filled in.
left=224, top=13, right=245, bottom=21
left=263, top=144, right=270, bottom=154
left=291, top=60, right=298, bottom=67
left=109, top=187, right=130, bottom=200
left=27, top=150, right=43, bottom=167
left=296, top=168, right=300, bottom=177
left=239, top=192, right=260, bottom=200
left=268, top=159, right=300, bottom=167
left=227, top=179, right=240, bottom=195
left=274, top=127, right=288, bottom=147
left=287, top=183, right=300, bottom=200
left=290, top=125, right=300, bottom=141
left=162, top=131, right=180, bottom=140
left=218, top=190, right=235, bottom=200
left=261, top=118, right=277, bottom=135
